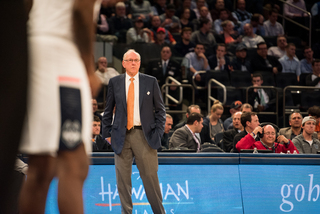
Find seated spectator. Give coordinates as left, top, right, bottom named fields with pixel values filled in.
left=279, top=43, right=301, bottom=81
left=232, top=0, right=252, bottom=24
left=306, top=59, right=320, bottom=87
left=227, top=103, right=253, bottom=130
left=279, top=111, right=303, bottom=140
left=292, top=116, right=320, bottom=154
left=180, top=8, right=194, bottom=31
left=174, top=104, right=201, bottom=130
left=239, top=14, right=265, bottom=36
left=214, top=8, right=235, bottom=35
left=169, top=112, right=203, bottom=151
left=92, top=116, right=112, bottom=152
left=216, top=20, right=241, bottom=44
left=95, top=57, right=119, bottom=85
left=145, top=45, right=182, bottom=87
left=190, top=18, right=216, bottom=54
left=201, top=100, right=225, bottom=142
left=308, top=106, right=320, bottom=138
left=236, top=124, right=299, bottom=153
left=210, top=0, right=237, bottom=23
left=175, top=0, right=197, bottom=22
left=232, top=112, right=260, bottom=152
left=96, top=0, right=113, bottom=35
left=263, top=9, right=284, bottom=37
left=182, top=43, right=210, bottom=83
left=174, top=27, right=195, bottom=57
left=300, top=47, right=315, bottom=74
left=154, top=27, right=171, bottom=45
left=150, top=16, right=176, bottom=44
left=223, top=111, right=244, bottom=152
left=223, top=100, right=242, bottom=130
left=242, top=23, right=265, bottom=48
left=194, top=0, right=213, bottom=23
left=160, top=114, right=174, bottom=149
left=248, top=73, right=277, bottom=112
left=92, top=99, right=102, bottom=120
left=251, top=42, right=282, bottom=74
left=153, top=0, right=166, bottom=16
left=230, top=44, right=252, bottom=72
left=108, top=2, right=133, bottom=43
left=283, top=0, right=308, bottom=40
left=208, top=43, right=232, bottom=73
left=159, top=4, right=181, bottom=33
left=280, top=111, right=318, bottom=140
left=268, top=36, right=287, bottom=59
left=126, top=16, right=152, bottom=44
left=241, top=103, right=253, bottom=113
left=130, top=0, right=153, bottom=21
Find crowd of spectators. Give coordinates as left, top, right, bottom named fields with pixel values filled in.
left=92, top=0, right=320, bottom=154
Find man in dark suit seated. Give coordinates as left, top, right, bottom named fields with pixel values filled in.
left=247, top=73, right=277, bottom=112
left=306, top=59, right=320, bottom=87
left=251, top=42, right=282, bottom=74
left=169, top=112, right=203, bottom=151
left=145, top=45, right=182, bottom=87
left=207, top=43, right=232, bottom=73
left=231, top=112, right=260, bottom=152
left=92, top=116, right=112, bottom=152
left=223, top=111, right=244, bottom=152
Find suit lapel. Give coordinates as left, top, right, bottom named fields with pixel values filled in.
left=119, top=74, right=127, bottom=112
left=139, top=73, right=146, bottom=109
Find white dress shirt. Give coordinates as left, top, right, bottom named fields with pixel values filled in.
left=125, top=72, right=141, bottom=126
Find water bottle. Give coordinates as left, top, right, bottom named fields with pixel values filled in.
left=253, top=147, right=258, bottom=153
left=293, top=150, right=298, bottom=154
left=287, top=150, right=291, bottom=154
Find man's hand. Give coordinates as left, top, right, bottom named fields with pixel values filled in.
left=170, top=81, right=177, bottom=91
left=257, top=104, right=265, bottom=112
left=88, top=73, right=102, bottom=98
left=253, top=84, right=259, bottom=92
left=163, top=18, right=172, bottom=25
left=277, top=135, right=289, bottom=144
left=272, top=67, right=278, bottom=74
left=219, top=58, right=225, bottom=69
left=252, top=126, right=262, bottom=136
left=228, top=65, right=234, bottom=72
left=195, top=74, right=201, bottom=82
left=198, top=53, right=206, bottom=59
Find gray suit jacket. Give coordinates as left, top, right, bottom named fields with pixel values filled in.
left=102, top=73, right=166, bottom=154
left=169, top=126, right=198, bottom=150
left=279, top=127, right=318, bottom=140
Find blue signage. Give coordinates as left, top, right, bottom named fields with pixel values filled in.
left=45, top=165, right=243, bottom=214
left=45, top=164, right=320, bottom=213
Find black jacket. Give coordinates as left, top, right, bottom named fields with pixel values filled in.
left=251, top=54, right=282, bottom=73
left=223, top=128, right=240, bottom=152
left=306, top=74, right=320, bottom=86
left=92, top=135, right=112, bottom=152
left=231, top=57, right=252, bottom=73
left=145, top=58, right=182, bottom=87
left=247, top=87, right=277, bottom=111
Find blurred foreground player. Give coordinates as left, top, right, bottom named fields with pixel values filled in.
left=19, top=0, right=101, bottom=213
left=0, top=1, right=28, bottom=213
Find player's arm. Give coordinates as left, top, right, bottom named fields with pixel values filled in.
left=72, top=0, right=101, bottom=97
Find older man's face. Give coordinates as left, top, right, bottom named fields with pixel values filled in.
left=289, top=113, right=302, bottom=128
left=164, top=117, right=173, bottom=133
left=98, top=57, right=107, bottom=72
left=261, top=125, right=276, bottom=145
left=233, top=112, right=243, bottom=130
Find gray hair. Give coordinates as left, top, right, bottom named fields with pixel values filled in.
left=116, top=2, right=125, bottom=8
left=166, top=114, right=173, bottom=119
left=289, top=111, right=302, bottom=121
left=123, top=49, right=141, bottom=61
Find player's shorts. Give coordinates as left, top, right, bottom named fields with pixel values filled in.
left=20, top=36, right=92, bottom=156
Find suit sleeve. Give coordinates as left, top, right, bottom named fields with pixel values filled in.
left=169, top=128, right=188, bottom=149
left=102, top=78, right=116, bottom=139
left=223, top=131, right=234, bottom=152
left=153, top=77, right=166, bottom=137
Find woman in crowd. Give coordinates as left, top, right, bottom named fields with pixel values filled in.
left=201, top=100, right=225, bottom=143
left=180, top=8, right=194, bottom=31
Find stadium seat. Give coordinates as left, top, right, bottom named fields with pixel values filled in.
left=230, top=71, right=252, bottom=88
left=275, top=73, right=298, bottom=88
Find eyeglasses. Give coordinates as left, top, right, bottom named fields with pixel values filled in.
left=124, top=59, right=140, bottom=63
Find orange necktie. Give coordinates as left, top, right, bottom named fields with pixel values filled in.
left=127, top=78, right=134, bottom=130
